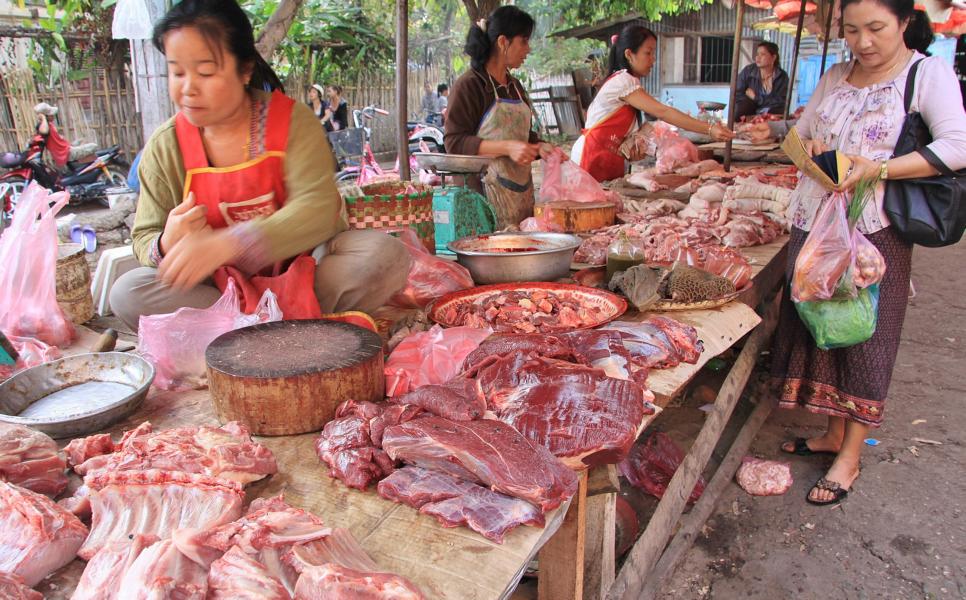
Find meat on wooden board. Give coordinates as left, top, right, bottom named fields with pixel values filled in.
left=381, top=416, right=578, bottom=512
left=461, top=333, right=573, bottom=374
left=377, top=466, right=545, bottom=544
left=207, top=546, right=291, bottom=600
left=71, top=534, right=159, bottom=600
left=0, top=481, right=88, bottom=587
left=78, top=469, right=244, bottom=560
left=388, top=378, right=487, bottom=421
left=284, top=527, right=379, bottom=574
left=293, top=563, right=424, bottom=600
left=602, top=318, right=704, bottom=370
left=115, top=539, right=209, bottom=600
left=0, top=422, right=68, bottom=496
left=0, top=572, right=42, bottom=600
left=71, top=421, right=278, bottom=485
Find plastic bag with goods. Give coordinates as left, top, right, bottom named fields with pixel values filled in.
left=520, top=206, right=564, bottom=233
left=619, top=431, right=705, bottom=504
left=851, top=230, right=886, bottom=288
left=384, top=325, right=492, bottom=396
left=702, top=246, right=753, bottom=289
left=735, top=457, right=793, bottom=496
left=795, top=283, right=879, bottom=350
left=0, top=183, right=75, bottom=347
left=388, top=229, right=475, bottom=308
left=138, top=278, right=283, bottom=391
left=653, top=121, right=699, bottom=174
left=0, top=335, right=61, bottom=382
left=539, top=151, right=617, bottom=203
left=791, top=193, right=854, bottom=303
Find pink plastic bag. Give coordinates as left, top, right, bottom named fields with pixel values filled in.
left=851, top=230, right=886, bottom=288
left=736, top=457, right=793, bottom=496
left=384, top=325, right=492, bottom=396
left=138, top=279, right=283, bottom=391
left=0, top=183, right=75, bottom=347
left=619, top=431, right=705, bottom=504
left=389, top=229, right=475, bottom=309
left=654, top=121, right=699, bottom=174
left=519, top=207, right=564, bottom=233
left=0, top=335, right=61, bottom=382
left=792, top=193, right=854, bottom=302
left=539, top=151, right=617, bottom=203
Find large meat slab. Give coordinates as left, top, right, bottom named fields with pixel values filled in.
left=0, top=422, right=68, bottom=496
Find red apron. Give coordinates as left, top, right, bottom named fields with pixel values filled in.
left=175, top=92, right=330, bottom=321
left=578, top=77, right=639, bottom=182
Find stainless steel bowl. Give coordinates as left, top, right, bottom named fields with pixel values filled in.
left=697, top=100, right=727, bottom=112
left=413, top=152, right=492, bottom=174
left=0, top=352, right=155, bottom=438
left=448, top=232, right=581, bottom=284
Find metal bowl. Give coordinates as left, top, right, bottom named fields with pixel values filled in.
left=697, top=100, right=727, bottom=112
left=0, top=352, right=155, bottom=438
left=448, top=232, right=581, bottom=284
left=413, top=152, right=492, bottom=174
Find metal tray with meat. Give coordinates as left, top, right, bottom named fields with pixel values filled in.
left=429, top=282, right=627, bottom=334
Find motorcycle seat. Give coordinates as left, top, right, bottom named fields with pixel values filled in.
left=96, top=144, right=120, bottom=156
left=406, top=122, right=420, bottom=132
left=0, top=152, right=26, bottom=169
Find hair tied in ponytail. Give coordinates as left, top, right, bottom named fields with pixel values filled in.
left=477, top=18, right=487, bottom=32
left=611, top=34, right=618, bottom=44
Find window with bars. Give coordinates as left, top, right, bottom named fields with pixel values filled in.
left=662, top=35, right=737, bottom=84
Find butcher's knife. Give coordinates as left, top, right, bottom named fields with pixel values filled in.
left=0, top=332, right=17, bottom=366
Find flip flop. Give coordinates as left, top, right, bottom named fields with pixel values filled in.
left=781, top=437, right=837, bottom=456
left=806, top=476, right=852, bottom=507
left=81, top=225, right=97, bottom=253
left=69, top=224, right=84, bottom=245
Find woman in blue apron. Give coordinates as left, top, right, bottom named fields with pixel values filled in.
left=444, top=6, right=558, bottom=228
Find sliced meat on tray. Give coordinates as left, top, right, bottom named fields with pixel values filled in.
left=207, top=546, right=291, bottom=600
left=377, top=466, right=545, bottom=544
left=71, top=421, right=278, bottom=485
left=79, top=469, right=244, bottom=560
left=293, top=563, right=424, bottom=600
left=0, top=422, right=68, bottom=496
left=381, top=416, right=578, bottom=512
left=116, top=539, right=208, bottom=600
left=476, top=357, right=656, bottom=468
left=0, top=572, right=42, bottom=600
left=389, top=378, right=486, bottom=421
left=461, top=333, right=572, bottom=374
left=72, top=534, right=159, bottom=600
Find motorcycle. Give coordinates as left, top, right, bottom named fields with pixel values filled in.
left=1, top=130, right=128, bottom=223
left=407, top=118, right=444, bottom=154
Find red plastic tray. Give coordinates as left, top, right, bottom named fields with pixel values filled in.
left=428, top=282, right=628, bottom=333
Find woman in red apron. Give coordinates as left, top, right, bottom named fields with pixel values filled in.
left=572, top=26, right=736, bottom=182
left=110, top=0, right=410, bottom=332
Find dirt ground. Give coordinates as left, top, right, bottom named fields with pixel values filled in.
left=662, top=241, right=966, bottom=599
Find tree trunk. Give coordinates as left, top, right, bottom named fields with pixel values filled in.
left=461, top=0, right=502, bottom=23
left=255, top=0, right=306, bottom=60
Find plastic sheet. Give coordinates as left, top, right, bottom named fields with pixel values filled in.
left=539, top=151, right=616, bottom=204
left=0, top=335, right=61, bottom=382
left=0, top=183, right=75, bottom=347
left=138, top=279, right=283, bottom=391
left=388, top=229, right=474, bottom=309
left=384, top=325, right=492, bottom=396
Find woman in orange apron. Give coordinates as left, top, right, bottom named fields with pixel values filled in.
left=110, top=0, right=410, bottom=332
left=572, top=26, right=736, bottom=182
left=444, top=6, right=559, bottom=228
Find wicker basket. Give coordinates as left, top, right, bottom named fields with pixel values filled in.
left=342, top=181, right=436, bottom=253
left=56, top=243, right=94, bottom=325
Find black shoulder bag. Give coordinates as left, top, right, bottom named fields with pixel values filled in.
left=884, top=58, right=966, bottom=247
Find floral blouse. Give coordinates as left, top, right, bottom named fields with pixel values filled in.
left=788, top=53, right=966, bottom=234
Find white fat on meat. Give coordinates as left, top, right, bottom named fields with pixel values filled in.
left=283, top=527, right=378, bottom=574
left=71, top=534, right=159, bottom=600
left=0, top=422, right=68, bottom=496
left=0, top=572, right=42, bottom=600
left=0, top=481, right=88, bottom=587
left=115, top=539, right=208, bottom=600
left=293, top=564, right=424, bottom=600
left=207, top=546, right=291, bottom=600
left=78, top=469, right=244, bottom=560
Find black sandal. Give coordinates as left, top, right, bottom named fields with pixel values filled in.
left=806, top=477, right=850, bottom=507
left=782, top=437, right=837, bottom=456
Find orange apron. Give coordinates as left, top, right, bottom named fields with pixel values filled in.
left=174, top=91, right=376, bottom=332
left=579, top=75, right=639, bottom=182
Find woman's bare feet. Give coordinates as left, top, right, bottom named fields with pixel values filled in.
left=808, top=457, right=861, bottom=503
left=781, top=432, right=843, bottom=454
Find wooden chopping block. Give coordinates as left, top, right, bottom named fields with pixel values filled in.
left=206, top=320, right=385, bottom=436
left=534, top=201, right=617, bottom=233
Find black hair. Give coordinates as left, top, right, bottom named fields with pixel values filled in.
left=437, top=83, right=449, bottom=94
left=153, top=0, right=283, bottom=92
left=756, top=41, right=780, bottom=65
left=607, top=25, right=658, bottom=77
left=840, top=0, right=933, bottom=55
left=328, top=84, right=343, bottom=95
left=464, top=6, right=536, bottom=71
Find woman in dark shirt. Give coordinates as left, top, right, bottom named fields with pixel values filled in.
left=322, top=85, right=348, bottom=132
left=734, top=42, right=790, bottom=119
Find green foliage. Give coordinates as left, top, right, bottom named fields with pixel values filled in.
left=549, top=0, right=714, bottom=25
left=525, top=37, right=599, bottom=77
left=19, top=0, right=119, bottom=82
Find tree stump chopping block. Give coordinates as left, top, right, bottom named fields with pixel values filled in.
left=533, top=201, right=617, bottom=233
left=205, top=320, right=385, bottom=436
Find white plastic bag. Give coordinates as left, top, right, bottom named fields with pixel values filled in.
left=112, top=0, right=153, bottom=40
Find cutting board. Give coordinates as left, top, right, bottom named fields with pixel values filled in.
left=533, top=201, right=617, bottom=233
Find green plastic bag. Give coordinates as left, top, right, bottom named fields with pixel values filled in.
left=794, top=284, right=880, bottom=350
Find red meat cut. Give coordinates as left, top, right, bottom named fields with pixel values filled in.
left=0, top=422, right=67, bottom=496
left=0, top=481, right=88, bottom=587
left=378, top=466, right=545, bottom=544
left=461, top=333, right=572, bottom=374
left=381, top=416, right=577, bottom=512
left=79, top=469, right=244, bottom=560
left=293, top=563, right=424, bottom=600
left=389, top=378, right=486, bottom=421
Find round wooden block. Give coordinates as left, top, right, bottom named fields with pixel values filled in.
left=533, top=201, right=617, bottom=233
left=206, top=320, right=384, bottom=436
